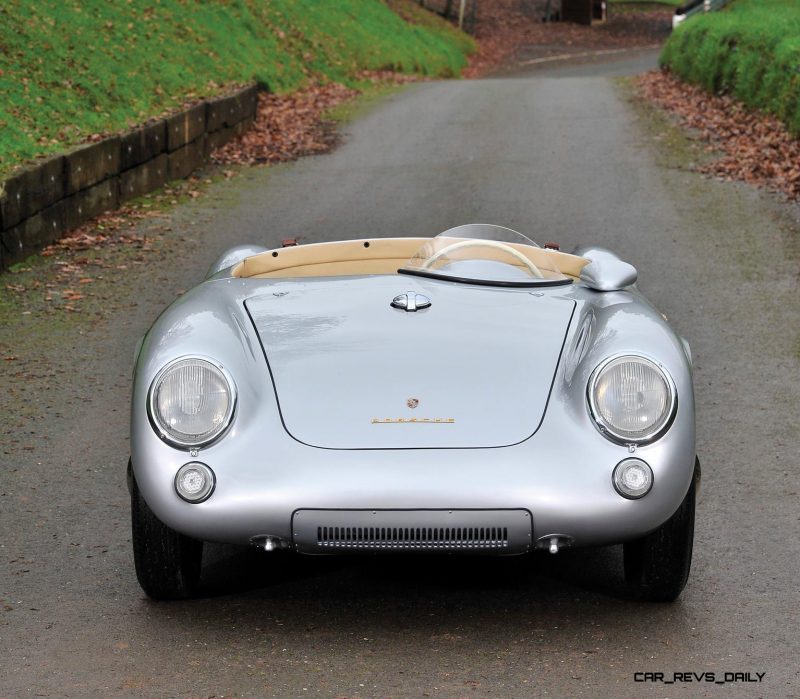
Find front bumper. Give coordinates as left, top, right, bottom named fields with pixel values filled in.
left=131, top=428, right=696, bottom=552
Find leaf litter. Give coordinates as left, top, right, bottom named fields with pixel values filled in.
left=637, top=70, right=800, bottom=201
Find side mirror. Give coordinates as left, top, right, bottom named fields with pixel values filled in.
left=576, top=247, right=638, bottom=291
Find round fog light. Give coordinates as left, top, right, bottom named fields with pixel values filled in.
left=175, top=462, right=215, bottom=503
left=613, top=458, right=653, bottom=499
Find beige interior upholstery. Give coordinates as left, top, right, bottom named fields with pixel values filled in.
left=232, top=237, right=589, bottom=280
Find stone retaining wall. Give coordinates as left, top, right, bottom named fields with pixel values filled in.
left=0, top=84, right=258, bottom=270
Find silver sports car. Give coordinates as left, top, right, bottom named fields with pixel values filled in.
left=130, top=224, right=698, bottom=601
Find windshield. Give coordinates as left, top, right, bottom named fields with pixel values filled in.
left=399, top=224, right=569, bottom=287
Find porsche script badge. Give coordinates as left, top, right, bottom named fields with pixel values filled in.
left=371, top=417, right=455, bottom=424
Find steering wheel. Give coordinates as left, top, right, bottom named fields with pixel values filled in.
left=421, top=239, right=544, bottom=278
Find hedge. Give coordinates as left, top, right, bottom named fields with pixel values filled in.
left=661, top=0, right=800, bottom=134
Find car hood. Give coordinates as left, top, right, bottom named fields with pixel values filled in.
left=245, top=278, right=575, bottom=449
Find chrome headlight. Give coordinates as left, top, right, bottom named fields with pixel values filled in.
left=588, top=355, right=676, bottom=444
left=149, top=357, right=235, bottom=447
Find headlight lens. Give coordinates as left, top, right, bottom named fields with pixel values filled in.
left=589, top=355, right=675, bottom=443
left=150, top=357, right=235, bottom=447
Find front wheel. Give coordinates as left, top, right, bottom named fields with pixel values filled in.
left=130, top=464, right=203, bottom=600
left=623, top=461, right=698, bottom=602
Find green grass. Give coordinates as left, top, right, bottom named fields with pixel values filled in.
left=661, top=0, right=800, bottom=134
left=0, top=0, right=474, bottom=177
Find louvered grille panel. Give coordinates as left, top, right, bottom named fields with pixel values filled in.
left=292, top=509, right=532, bottom=554
left=317, top=525, right=509, bottom=550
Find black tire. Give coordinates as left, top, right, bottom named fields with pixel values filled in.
left=130, top=466, right=203, bottom=600
left=623, top=463, right=697, bottom=602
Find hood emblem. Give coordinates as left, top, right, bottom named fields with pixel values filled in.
left=407, top=398, right=419, bottom=409
left=391, top=291, right=431, bottom=312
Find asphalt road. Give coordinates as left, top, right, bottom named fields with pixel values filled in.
left=2, top=50, right=800, bottom=698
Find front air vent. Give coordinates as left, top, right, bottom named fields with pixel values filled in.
left=317, top=525, right=509, bottom=550
left=292, top=509, right=532, bottom=555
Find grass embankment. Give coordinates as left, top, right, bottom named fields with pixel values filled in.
left=0, top=0, right=474, bottom=177
left=661, top=0, right=800, bottom=134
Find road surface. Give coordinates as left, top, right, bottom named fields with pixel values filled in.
left=2, top=50, right=799, bottom=697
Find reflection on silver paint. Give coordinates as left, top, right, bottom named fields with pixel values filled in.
left=563, top=309, right=594, bottom=383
